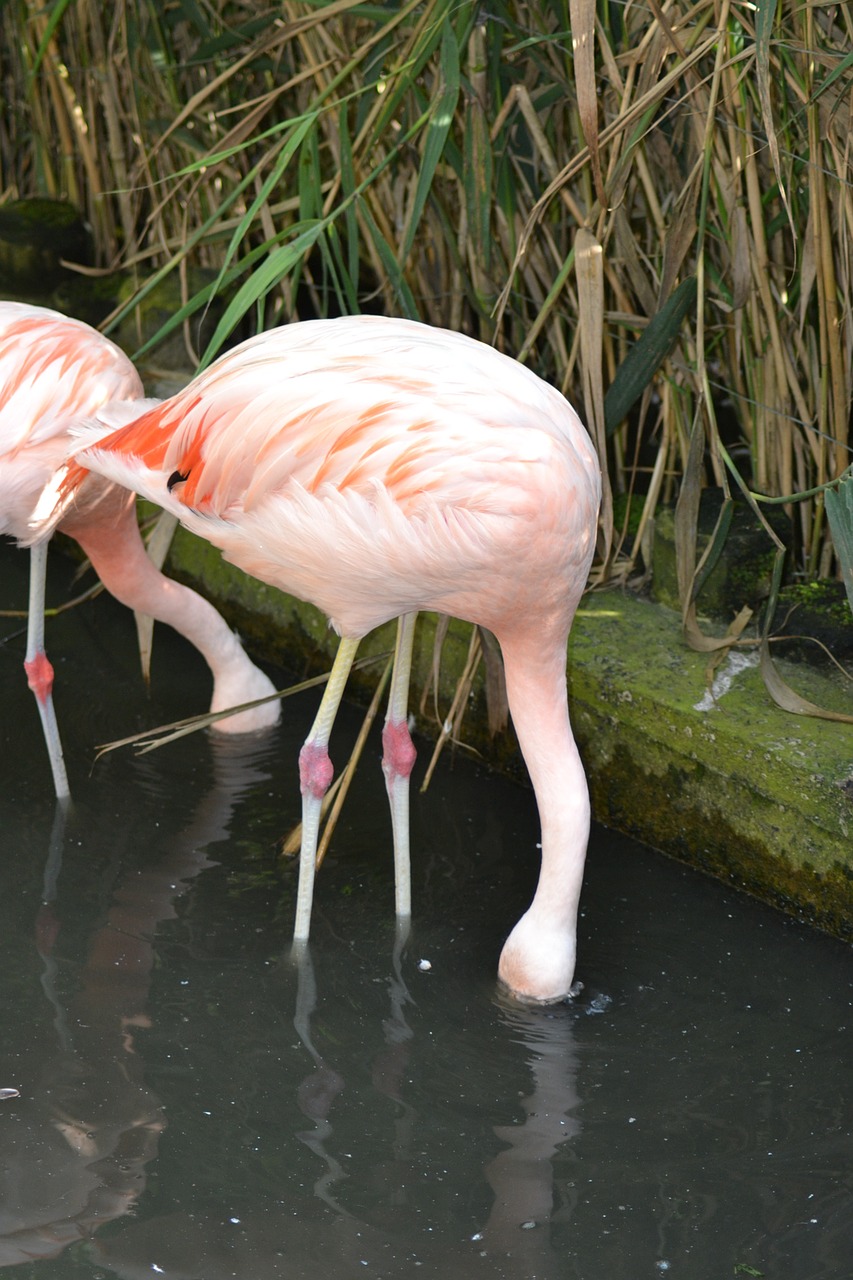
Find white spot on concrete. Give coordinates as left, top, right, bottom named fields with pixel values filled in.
left=694, top=651, right=759, bottom=711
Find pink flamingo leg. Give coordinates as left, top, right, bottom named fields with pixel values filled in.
left=294, top=635, right=361, bottom=941
left=23, top=541, right=70, bottom=799
left=381, top=612, right=417, bottom=919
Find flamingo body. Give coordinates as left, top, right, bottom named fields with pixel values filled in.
left=0, top=302, right=143, bottom=539
left=72, top=316, right=600, bottom=1001
left=0, top=302, right=280, bottom=797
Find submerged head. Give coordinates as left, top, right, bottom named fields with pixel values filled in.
left=497, top=909, right=578, bottom=1004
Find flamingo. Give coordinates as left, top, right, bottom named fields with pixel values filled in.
left=67, top=315, right=601, bottom=1002
left=0, top=301, right=280, bottom=800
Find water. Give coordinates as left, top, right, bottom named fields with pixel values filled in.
left=1, top=540, right=851, bottom=1279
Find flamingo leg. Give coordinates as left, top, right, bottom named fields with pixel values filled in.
left=382, top=612, right=417, bottom=919
left=294, top=635, right=361, bottom=942
left=23, top=541, right=70, bottom=800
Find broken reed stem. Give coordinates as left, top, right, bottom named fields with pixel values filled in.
left=420, top=626, right=482, bottom=794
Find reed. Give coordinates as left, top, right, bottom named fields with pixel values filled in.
left=2, top=0, right=851, bottom=603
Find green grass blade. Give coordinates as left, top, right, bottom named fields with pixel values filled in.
left=824, top=474, right=853, bottom=618
left=604, top=277, right=697, bottom=435
left=28, top=0, right=75, bottom=78
left=360, top=201, right=419, bottom=318
left=692, top=498, right=735, bottom=603
left=754, top=0, right=793, bottom=235
left=338, top=104, right=361, bottom=289
left=128, top=232, right=310, bottom=362
left=199, top=222, right=327, bottom=365
left=809, top=47, right=853, bottom=106
left=212, top=112, right=319, bottom=301
left=400, top=16, right=460, bottom=264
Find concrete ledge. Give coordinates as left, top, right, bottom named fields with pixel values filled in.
left=161, top=521, right=853, bottom=941
left=570, top=595, right=852, bottom=939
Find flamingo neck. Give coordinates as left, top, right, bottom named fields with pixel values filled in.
left=64, top=490, right=279, bottom=732
left=496, top=627, right=590, bottom=1001
left=67, top=494, right=238, bottom=669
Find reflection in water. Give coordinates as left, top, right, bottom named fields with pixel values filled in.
left=0, top=736, right=274, bottom=1269
left=474, top=998, right=581, bottom=1276
left=91, top=924, right=582, bottom=1278
left=0, top=703, right=585, bottom=1278
left=369, top=920, right=417, bottom=1184
left=35, top=798, right=72, bottom=1054
left=3, top=535, right=849, bottom=1279
left=291, top=941, right=348, bottom=1213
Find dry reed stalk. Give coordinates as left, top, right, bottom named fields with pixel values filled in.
left=1, top=0, right=850, bottom=608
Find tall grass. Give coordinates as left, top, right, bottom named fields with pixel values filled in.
left=2, top=0, right=851, bottom=608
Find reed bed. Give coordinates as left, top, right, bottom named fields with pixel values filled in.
left=2, top=0, right=851, bottom=621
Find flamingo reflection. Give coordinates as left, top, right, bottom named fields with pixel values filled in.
left=0, top=735, right=274, bottom=1268
left=92, top=928, right=582, bottom=1278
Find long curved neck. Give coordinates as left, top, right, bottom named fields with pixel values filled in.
left=499, top=626, right=590, bottom=928
left=64, top=490, right=247, bottom=681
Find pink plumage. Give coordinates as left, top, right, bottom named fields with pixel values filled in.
left=72, top=315, right=601, bottom=1002
left=0, top=302, right=279, bottom=798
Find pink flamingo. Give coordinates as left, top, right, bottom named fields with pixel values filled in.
left=68, top=315, right=600, bottom=1002
left=0, top=301, right=280, bottom=799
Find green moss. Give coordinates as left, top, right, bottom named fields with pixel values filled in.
left=652, top=491, right=789, bottom=616
left=568, top=595, right=852, bottom=935
left=0, top=199, right=93, bottom=295
left=51, top=272, right=131, bottom=330
left=113, top=269, right=232, bottom=369
left=582, top=734, right=852, bottom=937
left=774, top=580, right=852, bottom=663
left=0, top=196, right=85, bottom=234
left=612, top=491, right=643, bottom=540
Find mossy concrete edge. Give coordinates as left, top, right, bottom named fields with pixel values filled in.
left=162, top=523, right=853, bottom=941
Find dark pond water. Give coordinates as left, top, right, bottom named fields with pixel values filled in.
left=1, top=540, right=851, bottom=1279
